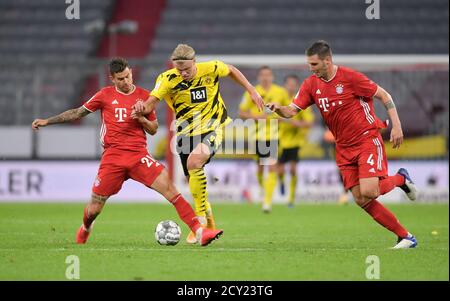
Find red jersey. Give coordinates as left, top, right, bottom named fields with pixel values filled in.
left=292, top=66, right=379, bottom=147
left=83, top=85, right=156, bottom=151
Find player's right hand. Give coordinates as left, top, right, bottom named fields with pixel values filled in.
left=31, top=119, right=48, bottom=130
left=132, top=100, right=146, bottom=113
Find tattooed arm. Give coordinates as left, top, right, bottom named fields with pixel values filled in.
left=32, top=106, right=91, bottom=130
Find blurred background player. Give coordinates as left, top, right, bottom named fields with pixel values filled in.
left=238, top=66, right=289, bottom=213
left=278, top=74, right=315, bottom=208
left=31, top=58, right=223, bottom=247
left=132, top=44, right=264, bottom=243
left=267, top=40, right=419, bottom=249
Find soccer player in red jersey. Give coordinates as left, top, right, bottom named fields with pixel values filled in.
left=31, top=58, right=223, bottom=246
left=266, top=41, right=418, bottom=249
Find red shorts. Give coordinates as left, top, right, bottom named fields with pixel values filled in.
left=335, top=134, right=388, bottom=190
left=92, top=148, right=165, bottom=196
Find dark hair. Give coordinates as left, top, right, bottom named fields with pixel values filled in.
left=284, top=74, right=300, bottom=83
left=305, top=40, right=332, bottom=59
left=109, top=57, right=129, bottom=75
left=258, top=65, right=272, bottom=74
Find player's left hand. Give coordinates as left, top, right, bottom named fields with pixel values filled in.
left=390, top=126, right=403, bottom=148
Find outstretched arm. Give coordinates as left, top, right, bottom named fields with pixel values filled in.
left=227, top=64, right=264, bottom=111
left=31, top=106, right=91, bottom=130
left=374, top=86, right=403, bottom=148
left=132, top=95, right=160, bottom=116
left=265, top=103, right=300, bottom=119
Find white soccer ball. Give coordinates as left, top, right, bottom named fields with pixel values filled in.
left=154, top=220, right=181, bottom=246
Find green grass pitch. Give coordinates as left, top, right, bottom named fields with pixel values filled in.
left=0, top=203, right=448, bottom=280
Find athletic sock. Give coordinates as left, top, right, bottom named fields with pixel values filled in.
left=82, top=207, right=98, bottom=230
left=289, top=175, right=297, bottom=204
left=264, top=171, right=278, bottom=206
left=257, top=171, right=264, bottom=188
left=169, top=194, right=201, bottom=233
left=279, top=173, right=285, bottom=185
left=188, top=168, right=208, bottom=218
left=379, top=174, right=405, bottom=195
left=361, top=199, right=409, bottom=238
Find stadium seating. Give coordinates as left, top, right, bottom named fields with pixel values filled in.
left=0, top=0, right=115, bottom=125
left=149, top=0, right=448, bottom=55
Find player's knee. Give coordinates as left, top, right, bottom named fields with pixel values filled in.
left=360, top=187, right=380, bottom=200
left=186, top=156, right=204, bottom=170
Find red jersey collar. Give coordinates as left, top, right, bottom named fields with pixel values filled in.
left=318, top=65, right=339, bottom=83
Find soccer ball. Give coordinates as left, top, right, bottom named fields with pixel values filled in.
left=154, top=220, right=181, bottom=246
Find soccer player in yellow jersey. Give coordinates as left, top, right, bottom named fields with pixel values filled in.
left=133, top=44, right=264, bottom=243
left=278, top=75, right=315, bottom=207
left=238, top=66, right=289, bottom=213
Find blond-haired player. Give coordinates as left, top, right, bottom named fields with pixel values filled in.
left=238, top=66, right=289, bottom=213
left=133, top=44, right=264, bottom=243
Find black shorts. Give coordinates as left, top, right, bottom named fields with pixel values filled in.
left=254, top=140, right=279, bottom=159
left=278, top=147, right=300, bottom=163
left=176, top=130, right=222, bottom=177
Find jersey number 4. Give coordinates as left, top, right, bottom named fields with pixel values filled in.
left=190, top=87, right=207, bottom=104
left=141, top=155, right=160, bottom=168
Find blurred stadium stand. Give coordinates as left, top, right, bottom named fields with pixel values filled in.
left=0, top=0, right=448, bottom=159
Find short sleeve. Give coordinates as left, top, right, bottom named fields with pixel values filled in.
left=239, top=92, right=252, bottom=111
left=292, top=80, right=314, bottom=110
left=83, top=90, right=104, bottom=112
left=150, top=74, right=170, bottom=100
left=146, top=110, right=157, bottom=122
left=351, top=70, right=378, bottom=98
left=214, top=60, right=230, bottom=77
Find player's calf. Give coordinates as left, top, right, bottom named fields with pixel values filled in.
left=76, top=193, right=108, bottom=244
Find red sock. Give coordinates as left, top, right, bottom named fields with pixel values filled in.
left=379, top=174, right=405, bottom=195
left=82, top=207, right=97, bottom=229
left=169, top=194, right=201, bottom=233
left=361, top=199, right=409, bottom=238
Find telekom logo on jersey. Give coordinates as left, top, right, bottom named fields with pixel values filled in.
left=318, top=98, right=330, bottom=112
left=115, top=108, right=127, bottom=122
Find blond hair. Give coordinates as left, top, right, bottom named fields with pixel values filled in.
left=171, top=44, right=195, bottom=61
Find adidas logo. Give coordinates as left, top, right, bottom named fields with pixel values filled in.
left=112, top=99, right=119, bottom=105
left=316, top=89, right=321, bottom=95
left=369, top=168, right=375, bottom=173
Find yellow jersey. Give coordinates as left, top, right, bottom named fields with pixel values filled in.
left=239, top=84, right=289, bottom=141
left=150, top=60, right=232, bottom=136
left=279, top=96, right=315, bottom=149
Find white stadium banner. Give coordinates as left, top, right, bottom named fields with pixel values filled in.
left=0, top=160, right=448, bottom=203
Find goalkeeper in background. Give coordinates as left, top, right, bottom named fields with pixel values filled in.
left=278, top=75, right=315, bottom=207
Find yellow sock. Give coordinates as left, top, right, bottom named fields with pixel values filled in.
left=188, top=168, right=208, bottom=218
left=257, top=171, right=264, bottom=188
left=279, top=173, right=285, bottom=183
left=289, top=175, right=297, bottom=204
left=264, top=171, right=277, bottom=206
